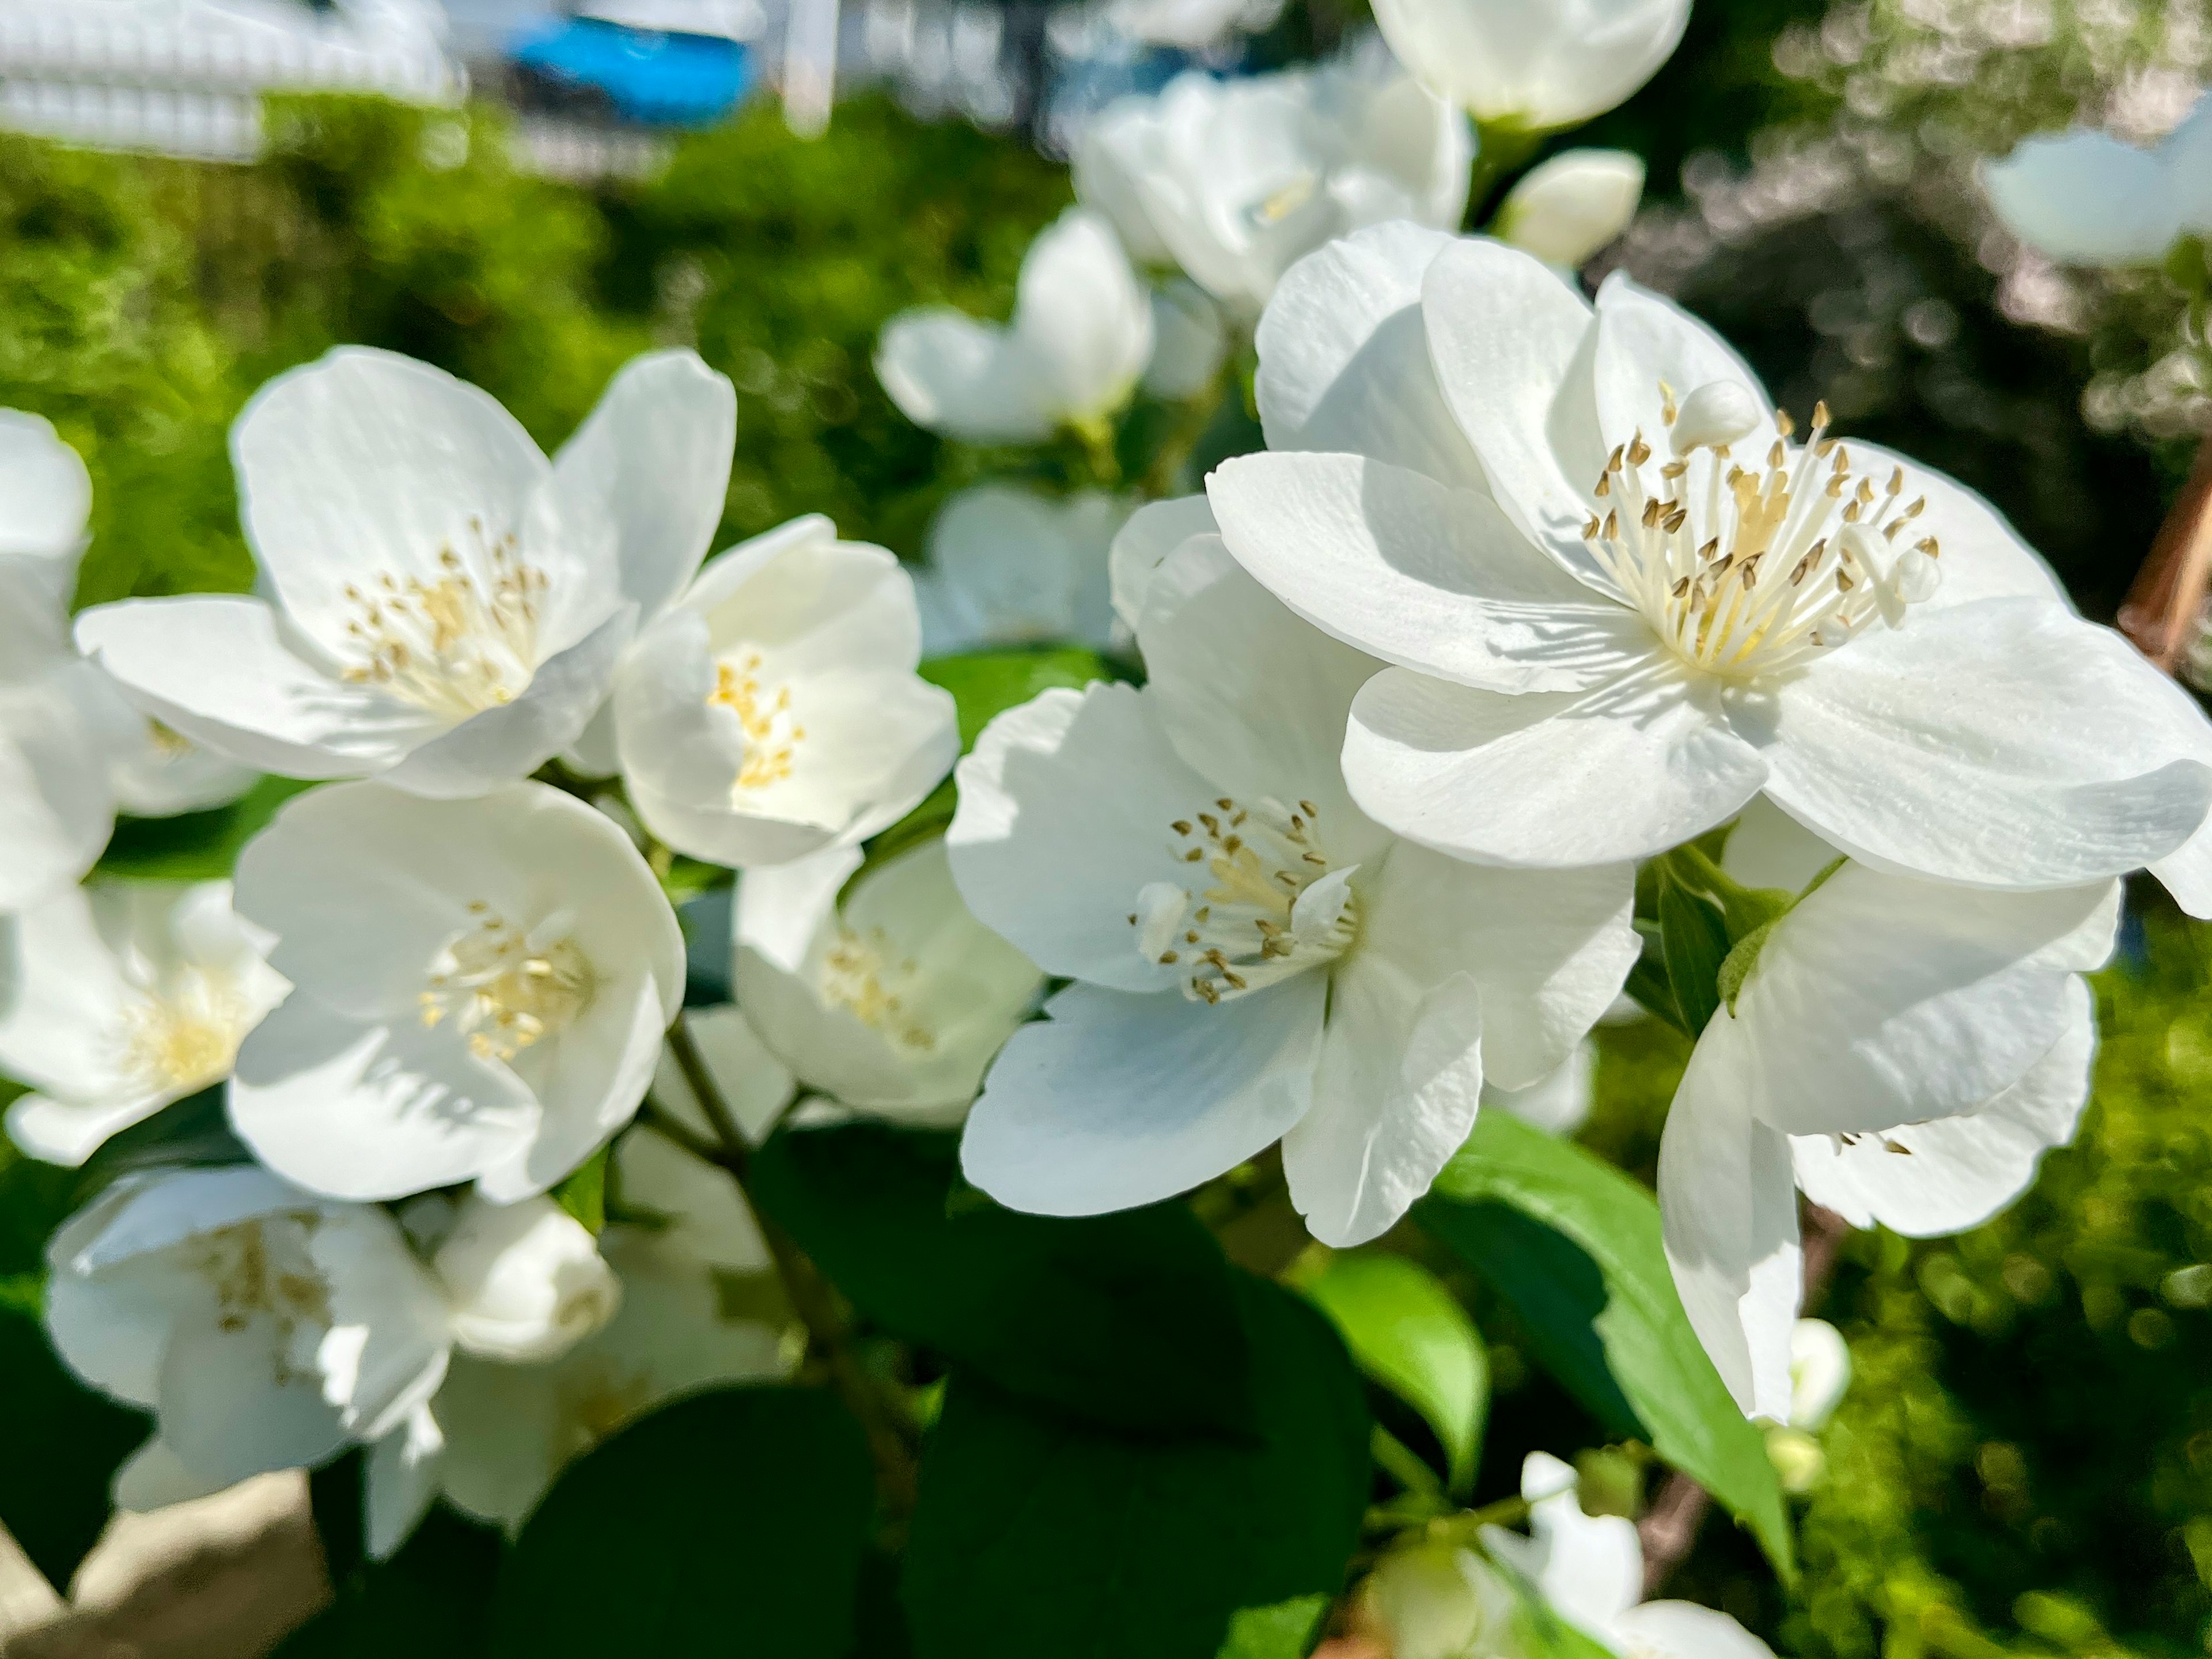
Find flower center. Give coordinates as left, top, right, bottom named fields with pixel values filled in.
left=709, top=650, right=806, bottom=791
left=145, top=718, right=197, bottom=760
left=819, top=926, right=935, bottom=1052
left=420, top=903, right=596, bottom=1063
left=1128, top=795, right=1358, bottom=1005
left=339, top=527, right=546, bottom=719
left=114, top=971, right=254, bottom=1095
left=1580, top=383, right=1943, bottom=680
left=188, top=1217, right=331, bottom=1356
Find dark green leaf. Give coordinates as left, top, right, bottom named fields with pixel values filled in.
left=276, top=1501, right=501, bottom=1658
left=74, top=1085, right=247, bottom=1200
left=93, top=774, right=316, bottom=882
left=492, top=1387, right=872, bottom=1659
left=920, top=647, right=1111, bottom=751
left=1298, top=1252, right=1486, bottom=1497
left=752, top=1123, right=1251, bottom=1438
left=1416, top=1113, right=1793, bottom=1581
left=0, top=1293, right=146, bottom=1586
left=1215, top=1596, right=1330, bottom=1659
left=1656, top=873, right=1730, bottom=1037
left=902, top=1278, right=1370, bottom=1659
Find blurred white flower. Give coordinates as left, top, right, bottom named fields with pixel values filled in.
left=1107, top=493, right=1221, bottom=637
left=734, top=838, right=1043, bottom=1123
left=1354, top=1540, right=1518, bottom=1659
left=1982, top=97, right=2212, bottom=268
left=0, top=411, right=117, bottom=913
left=366, top=1123, right=787, bottom=1550
left=227, top=779, right=685, bottom=1204
left=876, top=210, right=1154, bottom=445
left=429, top=1191, right=623, bottom=1365
left=0, top=880, right=286, bottom=1167
left=1660, top=862, right=2117, bottom=1418
left=1073, top=46, right=1472, bottom=316
left=1492, top=148, right=1646, bottom=267
left=1369, top=0, right=1690, bottom=131
left=1765, top=1315, right=1853, bottom=1491
left=914, top=484, right=1127, bottom=656
left=948, top=536, right=1635, bottom=1246
left=612, top=514, right=957, bottom=870
left=1480, top=1453, right=1778, bottom=1658
left=47, top=1165, right=453, bottom=1514
left=85, top=683, right=260, bottom=819
left=1210, top=228, right=2212, bottom=902
left=76, top=349, right=734, bottom=800
left=1105, top=0, right=1282, bottom=50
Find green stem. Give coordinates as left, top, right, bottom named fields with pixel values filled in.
left=1372, top=1425, right=1446, bottom=1501
left=1467, top=122, right=1546, bottom=224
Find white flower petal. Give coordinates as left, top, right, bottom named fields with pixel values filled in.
left=1283, top=960, right=1484, bottom=1246
left=1762, top=600, right=2212, bottom=890
left=1790, top=979, right=2095, bottom=1237
left=1494, top=150, right=1646, bottom=268
left=1254, top=221, right=1485, bottom=488
left=1012, top=209, right=1154, bottom=424
left=157, top=1317, right=350, bottom=1486
left=484, top=966, right=673, bottom=1202
left=434, top=1193, right=620, bottom=1365
left=1109, top=494, right=1219, bottom=634
left=366, top=1407, right=445, bottom=1560
left=1370, top=0, right=1690, bottom=129
left=960, top=974, right=1325, bottom=1215
left=0, top=664, right=115, bottom=909
left=0, top=408, right=90, bottom=560
left=76, top=596, right=439, bottom=779
left=1143, top=280, right=1230, bottom=402
left=309, top=1205, right=453, bottom=1438
left=537, top=349, right=736, bottom=628
left=1207, top=452, right=1643, bottom=694
left=1842, top=441, right=2065, bottom=611
left=948, top=683, right=1219, bottom=991
left=875, top=310, right=1053, bottom=444
left=1721, top=794, right=1838, bottom=895
left=1610, top=1602, right=1778, bottom=1659
left=1483, top=1041, right=1595, bottom=1136
left=1344, top=665, right=1766, bottom=867
left=1590, top=272, right=1778, bottom=473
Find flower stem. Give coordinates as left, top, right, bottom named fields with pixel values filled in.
left=661, top=1009, right=923, bottom=1525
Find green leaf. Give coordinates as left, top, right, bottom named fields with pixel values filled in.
left=1656, top=871, right=1730, bottom=1037
left=920, top=646, right=1112, bottom=751
left=93, top=774, right=316, bottom=882
left=0, top=1296, right=147, bottom=1588
left=1215, top=1595, right=1330, bottom=1659
left=491, top=1387, right=872, bottom=1658
left=902, top=1277, right=1370, bottom=1659
left=72, top=1085, right=247, bottom=1200
left=552, top=1147, right=607, bottom=1234
left=1416, top=1113, right=1793, bottom=1581
left=276, top=1503, right=501, bottom=1658
left=751, top=1123, right=1252, bottom=1438
left=1298, top=1252, right=1486, bottom=1497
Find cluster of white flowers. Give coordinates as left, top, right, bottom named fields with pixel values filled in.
left=7, top=0, right=2203, bottom=1635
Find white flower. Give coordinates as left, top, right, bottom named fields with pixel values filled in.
left=1207, top=228, right=2212, bottom=902
left=734, top=838, right=1043, bottom=1123
left=1493, top=148, right=1646, bottom=267
left=876, top=210, right=1154, bottom=445
left=1659, top=858, right=2117, bottom=1419
left=1787, top=1317, right=1850, bottom=1431
left=914, top=484, right=1127, bottom=656
left=226, top=779, right=685, bottom=1203
left=1354, top=1541, right=1519, bottom=1659
left=947, top=534, right=1636, bottom=1246
left=0, top=881, right=287, bottom=1166
left=46, top=1164, right=453, bottom=1514
left=1480, top=1453, right=1778, bottom=1659
left=366, top=1123, right=786, bottom=1548
left=1143, top=280, right=1231, bottom=402
left=0, top=412, right=117, bottom=912
left=1982, top=97, right=2212, bottom=268
left=1369, top=0, right=1690, bottom=131
left=75, top=348, right=735, bottom=800
left=1073, top=46, right=1472, bottom=316
left=78, top=673, right=260, bottom=820
left=611, top=514, right=959, bottom=870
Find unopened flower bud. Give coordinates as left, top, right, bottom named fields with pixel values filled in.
left=1493, top=150, right=1645, bottom=268
left=434, top=1193, right=621, bottom=1363
left=1354, top=1544, right=1514, bottom=1659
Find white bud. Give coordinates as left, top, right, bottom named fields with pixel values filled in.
left=1493, top=149, right=1646, bottom=268
left=1669, top=380, right=1763, bottom=456
left=433, top=1193, right=621, bottom=1364
left=1370, top=0, right=1691, bottom=130
left=1355, top=1544, right=1514, bottom=1659
left=1789, top=1317, right=1853, bottom=1431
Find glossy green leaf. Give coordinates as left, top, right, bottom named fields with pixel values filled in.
left=491, top=1387, right=872, bottom=1658
left=1416, top=1113, right=1793, bottom=1581
left=1656, top=872, right=1730, bottom=1037
left=751, top=1123, right=1252, bottom=1438
left=0, top=1294, right=146, bottom=1588
left=902, top=1277, right=1369, bottom=1659
left=1299, top=1252, right=1486, bottom=1497
left=920, top=646, right=1112, bottom=751
left=276, top=1501, right=501, bottom=1658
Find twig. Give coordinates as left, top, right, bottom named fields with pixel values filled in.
left=661, top=1010, right=923, bottom=1524
left=1636, top=1200, right=1851, bottom=1594
left=2119, top=430, right=2212, bottom=673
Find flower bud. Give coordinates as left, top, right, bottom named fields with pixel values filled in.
left=1493, top=150, right=1645, bottom=268
left=1354, top=1544, right=1515, bottom=1659
left=434, top=1193, right=621, bottom=1363
left=1369, top=0, right=1691, bottom=131
left=1669, top=381, right=1763, bottom=456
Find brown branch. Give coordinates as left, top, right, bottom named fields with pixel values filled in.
left=1637, top=1202, right=1851, bottom=1595
left=2119, top=430, right=2212, bottom=673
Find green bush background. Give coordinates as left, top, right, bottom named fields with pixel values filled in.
left=6, top=0, right=2212, bottom=1649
